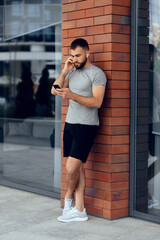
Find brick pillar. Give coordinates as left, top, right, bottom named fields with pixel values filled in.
left=61, top=0, right=130, bottom=219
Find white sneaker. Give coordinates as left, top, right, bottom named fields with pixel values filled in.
left=58, top=206, right=88, bottom=223
left=63, top=197, right=74, bottom=215
left=148, top=196, right=158, bottom=209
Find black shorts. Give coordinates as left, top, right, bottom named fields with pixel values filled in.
left=63, top=122, right=97, bottom=163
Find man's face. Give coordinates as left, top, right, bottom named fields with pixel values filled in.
left=70, top=46, right=88, bottom=69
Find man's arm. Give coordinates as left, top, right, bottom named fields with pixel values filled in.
left=51, top=70, right=69, bottom=95
left=51, top=57, right=74, bottom=95
left=56, top=85, right=106, bottom=109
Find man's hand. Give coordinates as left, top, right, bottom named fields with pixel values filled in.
left=63, top=57, right=75, bottom=74
left=56, top=88, right=73, bottom=99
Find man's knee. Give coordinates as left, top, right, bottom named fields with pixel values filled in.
left=66, top=157, right=82, bottom=179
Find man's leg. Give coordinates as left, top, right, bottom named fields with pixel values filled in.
left=65, top=156, right=82, bottom=200
left=75, top=164, right=85, bottom=212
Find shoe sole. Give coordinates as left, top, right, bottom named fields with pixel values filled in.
left=58, top=216, right=88, bottom=223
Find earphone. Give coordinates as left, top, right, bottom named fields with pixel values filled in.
left=86, top=54, right=88, bottom=58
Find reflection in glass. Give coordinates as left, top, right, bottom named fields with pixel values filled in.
left=148, top=0, right=160, bottom=217
left=0, top=19, right=61, bottom=196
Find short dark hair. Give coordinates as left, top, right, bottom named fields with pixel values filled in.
left=70, top=38, right=89, bottom=50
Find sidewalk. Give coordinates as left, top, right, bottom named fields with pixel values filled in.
left=0, top=185, right=159, bottom=240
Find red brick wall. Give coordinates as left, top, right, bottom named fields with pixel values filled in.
left=61, top=0, right=130, bottom=219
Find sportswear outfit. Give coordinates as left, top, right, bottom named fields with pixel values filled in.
left=58, top=64, right=107, bottom=222
left=63, top=64, right=107, bottom=163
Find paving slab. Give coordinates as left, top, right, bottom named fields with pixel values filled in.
left=0, top=186, right=160, bottom=240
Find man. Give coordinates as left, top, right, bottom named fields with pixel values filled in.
left=51, top=38, right=107, bottom=222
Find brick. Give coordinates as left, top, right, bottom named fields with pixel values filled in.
left=110, top=117, right=130, bottom=126
left=108, top=81, right=130, bottom=90
left=99, top=108, right=112, bottom=117
left=93, top=198, right=104, bottom=208
left=111, top=135, right=129, bottom=144
left=104, top=62, right=130, bottom=71
left=104, top=42, right=130, bottom=53
left=111, top=199, right=129, bottom=210
left=90, top=44, right=104, bottom=53
left=62, top=30, right=69, bottom=39
left=86, top=7, right=104, bottom=17
left=111, top=172, right=129, bottom=182
left=106, top=5, right=130, bottom=16
left=111, top=154, right=129, bottom=163
left=95, top=0, right=111, bottom=7
left=112, top=34, right=130, bottom=43
left=68, top=28, right=85, bottom=37
left=62, top=46, right=69, bottom=55
left=76, top=18, right=93, bottom=28
left=94, top=52, right=111, bottom=61
left=68, top=10, right=86, bottom=20
left=104, top=98, right=130, bottom=108
left=94, top=15, right=112, bottom=25
left=85, top=169, right=111, bottom=181
left=111, top=208, right=129, bottom=219
left=94, top=135, right=111, bottom=144
left=112, top=15, right=130, bottom=25
left=111, top=52, right=130, bottom=61
left=111, top=182, right=129, bottom=191
left=111, top=190, right=129, bottom=200
left=111, top=126, right=129, bottom=135
left=103, top=208, right=111, bottom=218
left=111, top=108, right=129, bottom=117
left=111, top=24, right=130, bottom=34
left=86, top=25, right=104, bottom=35
left=85, top=187, right=106, bottom=199
left=76, top=0, right=94, bottom=10
left=84, top=196, right=93, bottom=205
left=94, top=34, right=111, bottom=43
left=93, top=162, right=111, bottom=172
left=84, top=160, right=93, bottom=170
left=86, top=205, right=103, bottom=217
left=112, top=0, right=130, bottom=7
left=96, top=125, right=111, bottom=135
left=106, top=89, right=130, bottom=98
left=110, top=163, right=129, bottom=172
left=88, top=152, right=108, bottom=162
left=62, top=20, right=76, bottom=30
left=111, top=71, right=130, bottom=80
left=62, top=3, right=76, bottom=12
left=93, top=180, right=111, bottom=191
left=62, top=12, right=68, bottom=21
left=85, top=178, right=93, bottom=188
left=93, top=143, right=111, bottom=154
left=62, top=38, right=73, bottom=47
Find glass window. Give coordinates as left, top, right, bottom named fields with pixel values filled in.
left=134, top=0, right=160, bottom=222
left=0, top=2, right=61, bottom=198
left=3, top=1, right=61, bottom=41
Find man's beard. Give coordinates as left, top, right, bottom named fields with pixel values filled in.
left=74, top=57, right=87, bottom=69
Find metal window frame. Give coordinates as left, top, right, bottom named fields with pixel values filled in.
left=130, top=0, right=160, bottom=224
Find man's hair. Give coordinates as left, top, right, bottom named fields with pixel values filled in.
left=70, top=38, right=89, bottom=50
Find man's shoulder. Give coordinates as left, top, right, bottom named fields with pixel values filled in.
left=90, top=64, right=105, bottom=74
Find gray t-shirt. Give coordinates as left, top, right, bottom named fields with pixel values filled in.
left=65, top=64, right=107, bottom=126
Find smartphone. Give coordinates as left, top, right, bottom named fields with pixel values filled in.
left=53, top=84, right=61, bottom=89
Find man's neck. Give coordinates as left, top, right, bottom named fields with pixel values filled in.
left=83, top=60, right=92, bottom=69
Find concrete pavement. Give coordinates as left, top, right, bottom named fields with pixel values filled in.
left=0, top=185, right=160, bottom=240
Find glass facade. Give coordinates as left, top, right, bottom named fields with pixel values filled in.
left=0, top=0, right=61, bottom=198
left=131, top=0, right=160, bottom=223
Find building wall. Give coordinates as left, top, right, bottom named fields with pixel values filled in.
left=61, top=0, right=131, bottom=219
